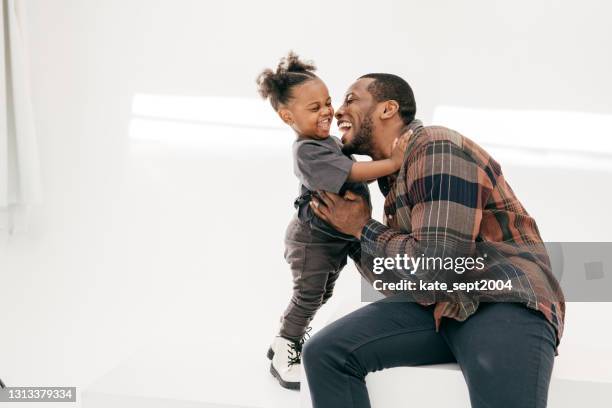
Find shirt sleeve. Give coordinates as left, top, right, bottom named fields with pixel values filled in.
left=296, top=141, right=354, bottom=193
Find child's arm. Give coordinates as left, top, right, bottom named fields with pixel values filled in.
left=347, top=130, right=411, bottom=183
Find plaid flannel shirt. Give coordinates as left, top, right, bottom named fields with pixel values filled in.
left=359, top=119, right=565, bottom=346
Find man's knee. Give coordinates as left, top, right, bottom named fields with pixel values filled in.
left=302, top=330, right=335, bottom=373
left=303, top=327, right=366, bottom=380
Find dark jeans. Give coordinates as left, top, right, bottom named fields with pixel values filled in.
left=303, top=299, right=556, bottom=408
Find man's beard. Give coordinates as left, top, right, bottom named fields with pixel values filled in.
left=341, top=113, right=375, bottom=156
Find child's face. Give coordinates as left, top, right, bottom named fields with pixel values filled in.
left=279, top=78, right=334, bottom=139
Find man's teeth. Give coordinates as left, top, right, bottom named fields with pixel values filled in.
left=339, top=122, right=352, bottom=129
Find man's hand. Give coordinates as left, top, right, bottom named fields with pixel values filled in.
left=310, top=190, right=372, bottom=239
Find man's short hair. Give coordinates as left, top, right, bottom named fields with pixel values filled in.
left=359, top=73, right=416, bottom=125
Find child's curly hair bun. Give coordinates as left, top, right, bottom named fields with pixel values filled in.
left=256, top=51, right=317, bottom=110
left=277, top=51, right=316, bottom=75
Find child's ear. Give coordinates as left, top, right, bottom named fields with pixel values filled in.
left=380, top=100, right=399, bottom=120
left=278, top=108, right=294, bottom=126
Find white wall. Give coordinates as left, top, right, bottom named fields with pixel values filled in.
left=1, top=0, right=611, bottom=405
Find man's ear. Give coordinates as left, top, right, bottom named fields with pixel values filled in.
left=278, top=108, right=294, bottom=126
left=380, top=100, right=399, bottom=120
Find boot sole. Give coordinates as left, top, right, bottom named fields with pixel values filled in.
left=269, top=363, right=300, bottom=390
left=267, top=347, right=274, bottom=360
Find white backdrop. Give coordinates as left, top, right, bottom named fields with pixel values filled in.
left=1, top=1, right=611, bottom=407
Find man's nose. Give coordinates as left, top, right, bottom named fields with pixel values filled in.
left=335, top=104, right=346, bottom=120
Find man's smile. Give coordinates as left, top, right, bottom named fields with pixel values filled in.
left=337, top=119, right=353, bottom=142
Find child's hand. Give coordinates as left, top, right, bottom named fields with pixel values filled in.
left=391, top=129, right=412, bottom=169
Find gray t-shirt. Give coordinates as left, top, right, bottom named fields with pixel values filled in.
left=292, top=136, right=370, bottom=241
left=293, top=136, right=354, bottom=194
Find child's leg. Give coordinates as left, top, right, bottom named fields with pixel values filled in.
left=280, top=216, right=350, bottom=341
left=320, top=270, right=341, bottom=306
left=320, top=237, right=355, bottom=305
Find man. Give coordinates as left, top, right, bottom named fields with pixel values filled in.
left=304, top=73, right=565, bottom=408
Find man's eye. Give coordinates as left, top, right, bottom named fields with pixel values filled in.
left=346, top=99, right=354, bottom=104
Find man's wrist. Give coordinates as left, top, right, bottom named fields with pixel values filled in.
left=360, top=219, right=391, bottom=256
left=353, top=222, right=364, bottom=240
left=354, top=218, right=373, bottom=240
left=352, top=217, right=373, bottom=240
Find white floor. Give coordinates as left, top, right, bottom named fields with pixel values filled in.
left=0, top=138, right=367, bottom=407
